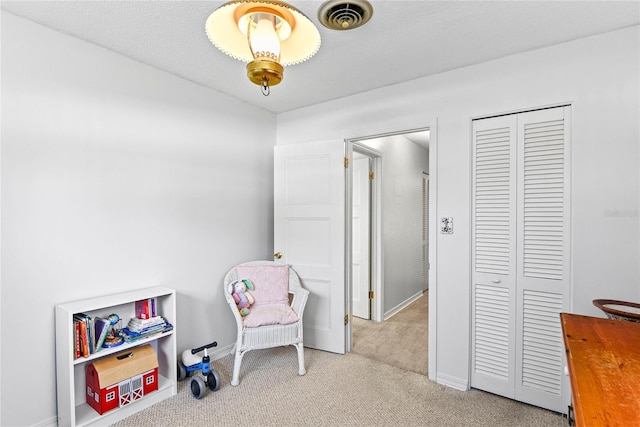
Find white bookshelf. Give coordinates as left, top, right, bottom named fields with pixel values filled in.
left=55, top=287, right=177, bottom=427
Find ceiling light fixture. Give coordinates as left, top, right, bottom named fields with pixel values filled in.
left=206, top=1, right=321, bottom=96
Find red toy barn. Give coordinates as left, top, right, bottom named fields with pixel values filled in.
left=86, top=344, right=159, bottom=415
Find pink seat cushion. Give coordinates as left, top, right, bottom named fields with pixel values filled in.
left=236, top=264, right=289, bottom=306
left=243, top=303, right=299, bottom=328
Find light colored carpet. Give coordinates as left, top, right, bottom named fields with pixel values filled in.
left=352, top=293, right=428, bottom=375
left=111, top=346, right=565, bottom=426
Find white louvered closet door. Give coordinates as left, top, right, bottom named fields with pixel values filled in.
left=514, top=107, right=570, bottom=412
left=471, top=115, right=518, bottom=399
left=471, top=106, right=570, bottom=414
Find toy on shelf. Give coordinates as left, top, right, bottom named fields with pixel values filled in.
left=177, top=341, right=221, bottom=399
left=102, top=313, right=124, bottom=348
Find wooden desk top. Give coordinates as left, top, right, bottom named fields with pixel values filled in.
left=560, top=313, right=640, bottom=427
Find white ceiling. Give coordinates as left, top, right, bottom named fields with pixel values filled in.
left=2, top=1, right=638, bottom=114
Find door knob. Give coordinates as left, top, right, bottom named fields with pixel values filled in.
left=274, top=252, right=282, bottom=260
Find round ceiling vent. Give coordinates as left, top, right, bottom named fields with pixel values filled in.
left=318, top=0, right=373, bottom=31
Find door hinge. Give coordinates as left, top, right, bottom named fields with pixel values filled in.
left=369, top=291, right=374, bottom=299
left=344, top=157, right=349, bottom=168
left=369, top=171, right=375, bottom=180
left=344, top=314, right=349, bottom=325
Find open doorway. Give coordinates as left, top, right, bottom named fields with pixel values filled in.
left=347, top=129, right=431, bottom=375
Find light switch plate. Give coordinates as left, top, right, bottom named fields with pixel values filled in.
left=440, top=217, right=453, bottom=234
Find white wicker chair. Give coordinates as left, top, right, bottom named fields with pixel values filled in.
left=223, top=260, right=309, bottom=386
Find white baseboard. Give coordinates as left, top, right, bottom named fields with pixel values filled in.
left=210, top=342, right=235, bottom=360
left=436, top=372, right=469, bottom=391
left=384, top=291, right=424, bottom=320
left=31, top=415, right=58, bottom=427
left=179, top=342, right=235, bottom=362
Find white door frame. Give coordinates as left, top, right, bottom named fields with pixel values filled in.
left=422, top=173, right=430, bottom=291
left=344, top=119, right=438, bottom=381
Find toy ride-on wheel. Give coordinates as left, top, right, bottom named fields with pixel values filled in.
left=177, top=361, right=187, bottom=381
left=190, top=376, right=206, bottom=399
left=206, top=370, right=221, bottom=391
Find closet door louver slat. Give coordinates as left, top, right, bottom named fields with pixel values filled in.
left=521, top=290, right=563, bottom=395
left=522, top=119, right=565, bottom=280
left=474, top=284, right=510, bottom=380
left=475, top=127, right=512, bottom=275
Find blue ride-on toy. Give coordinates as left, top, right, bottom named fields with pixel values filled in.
left=177, top=341, right=221, bottom=399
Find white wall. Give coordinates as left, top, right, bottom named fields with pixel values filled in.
left=361, top=135, right=429, bottom=313
left=1, top=13, right=276, bottom=426
left=277, top=26, right=640, bottom=388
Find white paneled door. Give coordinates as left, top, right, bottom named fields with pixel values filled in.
left=471, top=106, right=571, bottom=413
left=274, top=140, right=346, bottom=354
left=352, top=155, right=371, bottom=320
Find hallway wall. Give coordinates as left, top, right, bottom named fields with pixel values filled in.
left=360, top=135, right=429, bottom=315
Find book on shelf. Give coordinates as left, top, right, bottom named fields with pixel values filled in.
left=135, top=298, right=157, bottom=320
left=73, top=314, right=90, bottom=358
left=87, top=317, right=94, bottom=354
left=127, top=316, right=165, bottom=331
left=74, top=320, right=81, bottom=359
left=93, top=317, right=111, bottom=352
left=122, top=321, right=173, bottom=343
left=72, top=313, right=114, bottom=357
